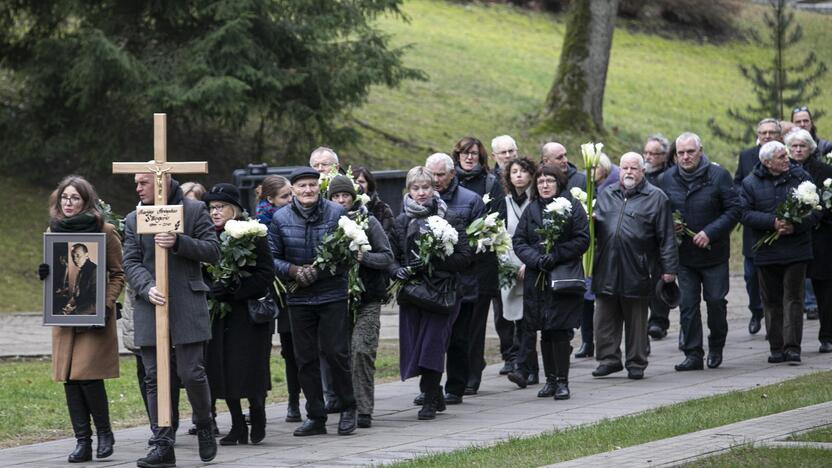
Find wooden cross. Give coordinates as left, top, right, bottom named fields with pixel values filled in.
left=113, top=114, right=208, bottom=427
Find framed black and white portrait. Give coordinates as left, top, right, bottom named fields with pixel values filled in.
left=43, top=233, right=106, bottom=326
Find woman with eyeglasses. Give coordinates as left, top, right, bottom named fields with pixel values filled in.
left=450, top=136, right=506, bottom=393
left=510, top=165, right=589, bottom=401
left=792, top=106, right=832, bottom=157
left=38, top=176, right=125, bottom=463
left=203, top=183, right=275, bottom=445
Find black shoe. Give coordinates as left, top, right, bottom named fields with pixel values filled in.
left=675, top=356, right=704, bottom=372
left=806, top=308, right=819, bottom=320
left=820, top=342, right=832, bottom=353
left=648, top=324, right=667, bottom=340
left=444, top=393, right=462, bottom=405
left=463, top=386, right=478, bottom=396
left=627, top=368, right=644, bottom=380
left=768, top=351, right=786, bottom=363
left=68, top=439, right=92, bottom=463
left=219, top=425, right=248, bottom=446
left=187, top=425, right=197, bottom=436
left=196, top=424, right=217, bottom=462
left=357, top=414, right=372, bottom=428
left=418, top=394, right=438, bottom=420
left=324, top=399, right=342, bottom=414
left=507, top=370, right=527, bottom=389
left=96, top=430, right=114, bottom=459
left=413, top=392, right=425, bottom=406
left=574, top=342, right=594, bottom=358
left=137, top=443, right=175, bottom=468
left=749, top=316, right=762, bottom=335
left=285, top=401, right=302, bottom=423
left=785, top=350, right=801, bottom=365
left=338, top=408, right=357, bottom=435
left=435, top=392, right=446, bottom=413
left=592, top=363, right=624, bottom=377
left=537, top=379, right=556, bottom=398
left=498, top=362, right=512, bottom=375
left=554, top=379, right=570, bottom=400
left=526, top=373, right=539, bottom=385
left=707, top=352, right=723, bottom=369
left=293, top=419, right=327, bottom=437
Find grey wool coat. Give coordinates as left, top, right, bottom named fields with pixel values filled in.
left=122, top=198, right=221, bottom=347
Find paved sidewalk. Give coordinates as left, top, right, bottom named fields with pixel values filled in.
left=0, top=275, right=829, bottom=467
left=549, top=401, right=832, bottom=467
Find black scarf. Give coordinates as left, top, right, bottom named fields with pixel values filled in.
left=678, top=155, right=710, bottom=186
left=455, top=164, right=484, bottom=184
left=292, top=196, right=320, bottom=220
left=50, top=212, right=101, bottom=233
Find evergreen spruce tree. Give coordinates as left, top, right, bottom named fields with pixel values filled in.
left=708, top=0, right=827, bottom=146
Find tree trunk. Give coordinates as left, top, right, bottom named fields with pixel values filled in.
left=542, top=0, right=620, bottom=133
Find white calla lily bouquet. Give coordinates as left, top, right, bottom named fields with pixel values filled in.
left=466, top=212, right=511, bottom=255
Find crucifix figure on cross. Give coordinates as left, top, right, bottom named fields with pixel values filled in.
left=117, top=114, right=220, bottom=462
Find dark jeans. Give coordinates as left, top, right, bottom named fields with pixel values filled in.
left=512, top=323, right=540, bottom=374
left=758, top=263, right=806, bottom=354
left=279, top=332, right=301, bottom=397
left=744, top=256, right=764, bottom=318
left=811, top=278, right=832, bottom=344
left=580, top=299, right=594, bottom=344
left=466, top=294, right=495, bottom=390
left=678, top=263, right=729, bottom=359
left=805, top=279, right=817, bottom=310
left=289, top=300, right=355, bottom=421
left=141, top=342, right=209, bottom=444
left=492, top=296, right=516, bottom=362
left=445, top=301, right=475, bottom=397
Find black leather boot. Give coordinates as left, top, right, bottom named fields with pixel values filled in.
left=220, top=400, right=248, bottom=446
left=80, top=380, right=114, bottom=459
left=554, top=341, right=572, bottom=400
left=249, top=396, right=266, bottom=444
left=285, top=393, right=302, bottom=423
left=537, top=341, right=557, bottom=398
left=65, top=382, right=93, bottom=463
left=418, top=389, right=438, bottom=420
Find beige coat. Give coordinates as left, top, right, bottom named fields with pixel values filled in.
left=52, top=223, right=125, bottom=381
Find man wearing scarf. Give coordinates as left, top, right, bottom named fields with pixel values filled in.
left=123, top=174, right=221, bottom=466
left=658, top=133, right=741, bottom=372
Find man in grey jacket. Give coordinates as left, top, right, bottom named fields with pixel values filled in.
left=123, top=174, right=220, bottom=467
left=591, top=153, right=679, bottom=380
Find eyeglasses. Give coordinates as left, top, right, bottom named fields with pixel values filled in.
left=209, top=204, right=229, bottom=213
left=60, top=196, right=83, bottom=204
left=536, top=178, right=557, bottom=186
left=460, top=152, right=480, bottom=160
left=792, top=106, right=809, bottom=114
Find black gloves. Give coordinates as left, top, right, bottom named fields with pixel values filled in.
left=393, top=267, right=413, bottom=281
left=536, top=253, right=557, bottom=272
left=209, top=283, right=231, bottom=302
left=38, top=263, right=50, bottom=280
left=404, top=255, right=425, bottom=273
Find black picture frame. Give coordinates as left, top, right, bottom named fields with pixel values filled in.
left=43, top=233, right=107, bottom=326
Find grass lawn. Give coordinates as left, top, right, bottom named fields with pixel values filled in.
left=790, top=425, right=832, bottom=443
left=682, top=445, right=832, bottom=467
left=392, top=371, right=832, bottom=467
left=0, top=338, right=502, bottom=448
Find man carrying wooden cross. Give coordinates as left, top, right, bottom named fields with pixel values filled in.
left=122, top=172, right=220, bottom=467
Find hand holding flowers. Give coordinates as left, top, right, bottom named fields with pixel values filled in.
left=207, top=219, right=268, bottom=320
left=387, top=215, right=457, bottom=299
left=534, top=197, right=572, bottom=289
left=753, top=180, right=821, bottom=252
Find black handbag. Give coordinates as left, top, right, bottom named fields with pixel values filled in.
left=398, top=272, right=458, bottom=315
left=548, top=259, right=586, bottom=294
left=247, top=291, right=280, bottom=324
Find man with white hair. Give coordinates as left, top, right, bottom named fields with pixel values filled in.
left=591, top=152, right=678, bottom=380
left=658, top=133, right=741, bottom=371
left=491, top=135, right=518, bottom=179
left=541, top=142, right=587, bottom=191
left=309, top=146, right=341, bottom=175
left=740, top=140, right=819, bottom=364
left=643, top=133, right=673, bottom=340
left=424, top=152, right=485, bottom=405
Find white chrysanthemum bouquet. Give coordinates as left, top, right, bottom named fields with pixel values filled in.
left=534, top=197, right=572, bottom=289
left=207, top=219, right=268, bottom=320
left=466, top=212, right=511, bottom=255
left=753, top=180, right=821, bottom=252
left=387, top=215, right=457, bottom=298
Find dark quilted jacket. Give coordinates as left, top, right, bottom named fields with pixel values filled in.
left=439, top=178, right=486, bottom=302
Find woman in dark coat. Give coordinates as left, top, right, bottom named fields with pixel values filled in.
left=41, top=176, right=125, bottom=463
left=785, top=129, right=832, bottom=353
left=390, top=166, right=472, bottom=420
left=204, top=183, right=275, bottom=445
left=511, top=165, right=589, bottom=400
left=354, top=166, right=395, bottom=237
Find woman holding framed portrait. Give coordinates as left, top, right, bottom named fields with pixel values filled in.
left=39, top=175, right=125, bottom=463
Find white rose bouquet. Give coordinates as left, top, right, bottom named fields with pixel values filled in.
left=387, top=215, right=458, bottom=298
left=207, top=219, right=269, bottom=320
left=534, top=197, right=573, bottom=289
left=466, top=212, right=511, bottom=255
left=753, top=180, right=821, bottom=252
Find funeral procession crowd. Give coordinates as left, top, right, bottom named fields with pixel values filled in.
left=38, top=106, right=832, bottom=467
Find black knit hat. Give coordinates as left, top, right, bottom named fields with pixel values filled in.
left=289, top=167, right=321, bottom=184
left=203, top=183, right=243, bottom=212
left=327, top=175, right=356, bottom=199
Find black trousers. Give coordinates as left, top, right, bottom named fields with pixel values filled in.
left=289, top=300, right=355, bottom=421
left=579, top=299, right=594, bottom=344
left=758, top=263, right=806, bottom=354
left=492, top=296, right=516, bottom=362
left=812, top=278, right=832, bottom=344
left=141, top=341, right=210, bottom=444
left=135, top=352, right=182, bottom=434
left=466, top=294, right=496, bottom=390
left=279, top=332, right=301, bottom=397
left=445, top=301, right=475, bottom=397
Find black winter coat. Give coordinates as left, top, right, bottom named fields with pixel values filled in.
left=565, top=162, right=588, bottom=192
left=740, top=163, right=819, bottom=266
left=658, top=162, right=741, bottom=267
left=735, top=145, right=762, bottom=257
left=439, top=178, right=486, bottom=302
left=206, top=234, right=275, bottom=399
left=797, top=153, right=832, bottom=279
left=592, top=180, right=679, bottom=298
left=513, top=195, right=589, bottom=331
left=457, top=167, right=504, bottom=297
left=367, top=193, right=395, bottom=237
